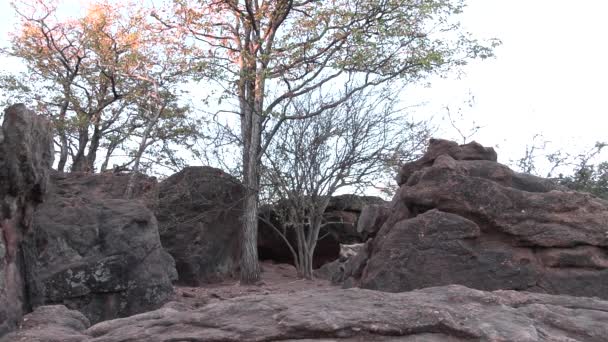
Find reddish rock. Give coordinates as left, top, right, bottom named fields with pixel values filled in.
left=397, top=138, right=497, bottom=185
left=5, top=285, right=608, bottom=342
left=1, top=305, right=89, bottom=342
left=316, top=241, right=371, bottom=288
left=355, top=139, right=608, bottom=299
left=361, top=209, right=540, bottom=292
left=157, top=166, right=244, bottom=285
left=356, top=199, right=400, bottom=239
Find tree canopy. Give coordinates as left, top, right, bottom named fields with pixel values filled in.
left=1, top=0, right=200, bottom=174
left=1, top=0, right=500, bottom=283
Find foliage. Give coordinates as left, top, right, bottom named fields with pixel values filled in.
left=1, top=0, right=200, bottom=173
left=558, top=162, right=608, bottom=200
left=556, top=143, right=608, bottom=200
left=513, top=137, right=608, bottom=200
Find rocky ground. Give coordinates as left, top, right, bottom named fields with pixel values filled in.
left=172, top=261, right=334, bottom=308
left=5, top=282, right=608, bottom=341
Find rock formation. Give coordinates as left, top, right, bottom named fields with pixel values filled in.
left=24, top=171, right=177, bottom=324
left=315, top=241, right=371, bottom=287
left=156, top=166, right=244, bottom=285
left=0, top=105, right=176, bottom=335
left=348, top=138, right=608, bottom=299
left=0, top=104, right=54, bottom=336
left=324, top=194, right=386, bottom=243
left=5, top=285, right=608, bottom=341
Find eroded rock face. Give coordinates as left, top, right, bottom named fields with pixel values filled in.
left=25, top=172, right=176, bottom=324
left=0, top=104, right=53, bottom=336
left=396, top=138, right=498, bottom=185
left=44, top=171, right=159, bottom=210
left=323, top=195, right=388, bottom=245
left=2, top=305, right=90, bottom=342
left=316, top=241, right=371, bottom=288
left=356, top=139, right=608, bottom=298
left=157, top=166, right=244, bottom=285
left=356, top=202, right=394, bottom=239
left=5, top=285, right=608, bottom=342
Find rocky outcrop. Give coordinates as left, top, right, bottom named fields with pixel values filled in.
left=356, top=201, right=394, bottom=239
left=24, top=172, right=176, bottom=324
left=315, top=241, right=371, bottom=288
left=353, top=139, right=608, bottom=299
left=0, top=104, right=53, bottom=336
left=5, top=285, right=608, bottom=341
left=157, top=166, right=244, bottom=285
left=258, top=195, right=387, bottom=268
left=396, top=138, right=498, bottom=185
left=46, top=171, right=159, bottom=210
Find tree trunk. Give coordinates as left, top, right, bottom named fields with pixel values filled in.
left=57, top=133, right=69, bottom=172
left=71, top=127, right=89, bottom=172
left=56, top=101, right=70, bottom=172
left=56, top=87, right=76, bottom=172
left=240, top=107, right=262, bottom=284
left=85, top=123, right=102, bottom=172
left=240, top=181, right=261, bottom=283
left=301, top=236, right=314, bottom=280
left=125, top=108, right=160, bottom=199
left=100, top=148, right=113, bottom=172
left=295, top=225, right=306, bottom=278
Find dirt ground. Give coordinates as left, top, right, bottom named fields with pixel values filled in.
left=172, top=261, right=336, bottom=308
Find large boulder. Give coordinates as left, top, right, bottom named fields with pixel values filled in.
left=5, top=285, right=608, bottom=341
left=24, top=172, right=176, bottom=324
left=0, top=104, right=53, bottom=336
left=355, top=139, right=608, bottom=299
left=157, top=166, right=244, bottom=285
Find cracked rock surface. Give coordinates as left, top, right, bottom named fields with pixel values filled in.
left=344, top=139, right=608, bottom=299
left=4, top=285, right=608, bottom=342
left=24, top=172, right=176, bottom=324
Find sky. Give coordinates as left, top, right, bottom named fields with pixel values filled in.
left=416, top=0, right=608, bottom=168
left=0, top=0, right=606, bottom=174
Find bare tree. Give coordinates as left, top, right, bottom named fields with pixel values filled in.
left=443, top=91, right=483, bottom=144
left=260, top=89, right=429, bottom=278
left=160, top=0, right=498, bottom=283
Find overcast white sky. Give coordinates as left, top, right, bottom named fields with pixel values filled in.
left=0, top=0, right=606, bottom=172
left=424, top=0, right=608, bottom=167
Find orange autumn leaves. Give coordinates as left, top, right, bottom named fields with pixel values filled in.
left=5, top=0, right=197, bottom=173
left=10, top=0, right=186, bottom=88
